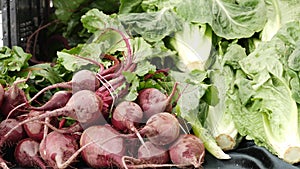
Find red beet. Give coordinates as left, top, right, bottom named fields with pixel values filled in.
left=169, top=134, right=205, bottom=168
left=14, top=138, right=47, bottom=169
left=111, top=101, right=143, bottom=133
left=139, top=112, right=180, bottom=146
left=137, top=141, right=170, bottom=164
left=71, top=69, right=100, bottom=93
left=0, top=119, right=25, bottom=148
left=137, top=83, right=178, bottom=120
left=0, top=79, right=28, bottom=118
left=7, top=70, right=100, bottom=117
left=23, top=110, right=59, bottom=142
left=39, top=131, right=79, bottom=169
left=30, top=90, right=72, bottom=111
left=2, top=90, right=104, bottom=151
left=80, top=124, right=126, bottom=168
left=121, top=141, right=170, bottom=168
left=0, top=119, right=26, bottom=168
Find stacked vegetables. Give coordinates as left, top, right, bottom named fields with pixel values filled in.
left=0, top=39, right=205, bottom=169
left=2, top=0, right=300, bottom=168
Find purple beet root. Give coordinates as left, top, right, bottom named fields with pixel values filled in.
left=0, top=119, right=25, bottom=148
left=14, top=138, right=47, bottom=169
left=111, top=101, right=143, bottom=133
left=169, top=134, right=205, bottom=168
left=138, top=141, right=170, bottom=164
left=137, top=82, right=178, bottom=120
left=39, top=131, right=79, bottom=168
left=0, top=80, right=28, bottom=118
left=30, top=90, right=72, bottom=111
left=80, top=125, right=126, bottom=168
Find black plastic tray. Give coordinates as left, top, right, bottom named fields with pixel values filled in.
left=203, top=140, right=300, bottom=169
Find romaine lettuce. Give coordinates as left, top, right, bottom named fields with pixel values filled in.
left=228, top=21, right=300, bottom=164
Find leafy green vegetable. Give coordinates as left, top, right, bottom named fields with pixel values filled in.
left=52, top=0, right=120, bottom=46
left=239, top=21, right=300, bottom=103
left=171, top=70, right=231, bottom=159
left=119, top=0, right=143, bottom=13
left=175, top=0, right=267, bottom=39
left=3, top=1, right=300, bottom=165
left=261, top=0, right=300, bottom=41
left=53, top=0, right=87, bottom=23
left=0, top=46, right=69, bottom=102
left=119, top=8, right=183, bottom=42
left=0, top=46, right=31, bottom=75
left=169, top=23, right=212, bottom=71
left=227, top=21, right=300, bottom=164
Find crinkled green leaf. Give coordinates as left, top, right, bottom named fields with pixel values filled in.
left=119, top=9, right=183, bottom=42
left=81, top=9, right=124, bottom=33
left=53, top=0, right=86, bottom=23
left=262, top=0, right=300, bottom=41
left=175, top=0, right=267, bottom=39
left=141, top=0, right=181, bottom=12
left=227, top=21, right=300, bottom=163
left=170, top=70, right=230, bottom=159
left=239, top=21, right=300, bottom=103
left=0, top=46, right=31, bottom=74
left=119, top=0, right=143, bottom=13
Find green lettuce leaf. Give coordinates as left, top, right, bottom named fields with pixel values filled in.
left=171, top=70, right=230, bottom=159
left=229, top=21, right=300, bottom=164
left=175, top=0, right=267, bottom=39
left=119, top=0, right=143, bottom=13
left=0, top=46, right=31, bottom=73
left=204, top=44, right=247, bottom=151
left=261, top=0, right=300, bottom=41
left=239, top=21, right=300, bottom=102
left=119, top=8, right=183, bottom=42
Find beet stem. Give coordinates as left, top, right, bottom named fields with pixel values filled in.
left=100, top=54, right=121, bottom=76
left=0, top=162, right=9, bottom=169
left=96, top=74, right=116, bottom=114
left=122, top=156, right=195, bottom=169
left=6, top=82, right=72, bottom=119
left=43, top=117, right=50, bottom=141
left=26, top=20, right=59, bottom=54
left=32, top=156, right=47, bottom=169
left=166, top=82, right=179, bottom=106
left=74, top=54, right=104, bottom=69
left=106, top=28, right=132, bottom=61
left=5, top=71, right=32, bottom=119
left=131, top=127, right=148, bottom=155
left=39, top=121, right=82, bottom=134
left=4, top=109, right=70, bottom=142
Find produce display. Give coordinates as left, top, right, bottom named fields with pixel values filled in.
left=1, top=0, right=300, bottom=168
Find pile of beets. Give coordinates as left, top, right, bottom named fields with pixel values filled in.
left=0, top=47, right=205, bottom=168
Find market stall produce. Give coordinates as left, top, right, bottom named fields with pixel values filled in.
left=1, top=0, right=300, bottom=168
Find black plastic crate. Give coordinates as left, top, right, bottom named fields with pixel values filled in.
left=1, top=0, right=50, bottom=53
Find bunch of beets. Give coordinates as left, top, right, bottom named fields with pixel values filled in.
left=0, top=48, right=205, bottom=169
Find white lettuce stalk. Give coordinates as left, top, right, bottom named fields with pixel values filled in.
left=170, top=23, right=212, bottom=71
left=205, top=68, right=242, bottom=151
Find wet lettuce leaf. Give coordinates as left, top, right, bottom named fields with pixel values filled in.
left=227, top=21, right=300, bottom=164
